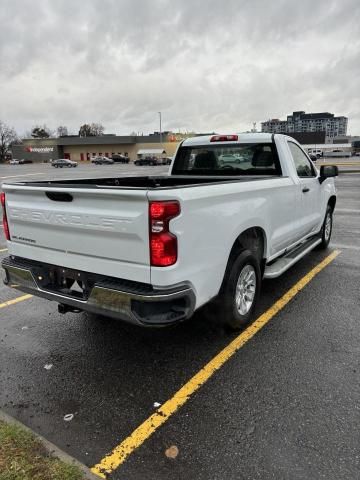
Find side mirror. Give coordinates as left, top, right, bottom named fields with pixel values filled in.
left=319, top=165, right=338, bottom=184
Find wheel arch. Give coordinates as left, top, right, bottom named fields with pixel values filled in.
left=220, top=227, right=267, bottom=292
left=328, top=195, right=336, bottom=212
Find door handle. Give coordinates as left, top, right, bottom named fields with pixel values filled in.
left=302, top=187, right=310, bottom=193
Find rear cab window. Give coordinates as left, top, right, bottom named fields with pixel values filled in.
left=172, top=143, right=282, bottom=176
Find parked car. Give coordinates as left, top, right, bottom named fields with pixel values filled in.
left=219, top=153, right=243, bottom=165
left=308, top=153, right=317, bottom=162
left=19, top=159, right=33, bottom=164
left=91, top=156, right=114, bottom=165
left=9, top=159, right=20, bottom=165
left=112, top=154, right=129, bottom=164
left=308, top=149, right=323, bottom=158
left=135, top=156, right=158, bottom=166
left=1, top=133, right=338, bottom=330
left=325, top=149, right=352, bottom=158
left=52, top=159, right=78, bottom=168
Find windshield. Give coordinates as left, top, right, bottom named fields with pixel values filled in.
left=172, top=143, right=282, bottom=176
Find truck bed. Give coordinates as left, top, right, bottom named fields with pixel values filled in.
left=8, top=175, right=280, bottom=190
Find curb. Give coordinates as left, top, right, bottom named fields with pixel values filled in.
left=0, top=410, right=100, bottom=480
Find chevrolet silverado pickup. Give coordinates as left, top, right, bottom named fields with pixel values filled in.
left=1, top=133, right=338, bottom=329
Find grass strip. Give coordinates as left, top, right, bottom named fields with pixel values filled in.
left=0, top=419, right=84, bottom=480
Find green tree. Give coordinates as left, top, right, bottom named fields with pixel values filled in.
left=78, top=123, right=93, bottom=137
left=31, top=125, right=53, bottom=138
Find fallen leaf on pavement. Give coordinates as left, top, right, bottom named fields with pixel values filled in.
left=165, top=445, right=179, bottom=459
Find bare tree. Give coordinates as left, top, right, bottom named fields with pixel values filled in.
left=31, top=125, right=54, bottom=138
left=0, top=120, right=19, bottom=163
left=90, top=123, right=104, bottom=136
left=57, top=125, right=68, bottom=137
left=79, top=123, right=105, bottom=137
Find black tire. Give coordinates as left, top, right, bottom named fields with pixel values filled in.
left=216, top=249, right=261, bottom=330
left=317, top=205, right=333, bottom=249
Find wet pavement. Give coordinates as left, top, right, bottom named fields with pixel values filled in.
left=1, top=164, right=359, bottom=479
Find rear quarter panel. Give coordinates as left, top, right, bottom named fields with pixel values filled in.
left=149, top=177, right=296, bottom=309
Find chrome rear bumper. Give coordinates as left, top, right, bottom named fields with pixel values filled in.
left=2, top=257, right=195, bottom=326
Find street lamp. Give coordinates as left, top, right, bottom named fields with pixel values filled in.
left=158, top=112, right=162, bottom=150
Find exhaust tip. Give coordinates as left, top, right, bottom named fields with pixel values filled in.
left=58, top=303, right=82, bottom=314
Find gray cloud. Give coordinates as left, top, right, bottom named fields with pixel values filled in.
left=0, top=0, right=359, bottom=135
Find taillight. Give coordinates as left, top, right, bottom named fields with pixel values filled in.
left=1, top=192, right=10, bottom=241
left=149, top=201, right=180, bottom=266
left=210, top=134, right=238, bottom=142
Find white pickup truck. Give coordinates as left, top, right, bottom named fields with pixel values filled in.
left=1, top=133, right=338, bottom=329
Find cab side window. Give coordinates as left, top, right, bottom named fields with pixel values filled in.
left=288, top=142, right=316, bottom=177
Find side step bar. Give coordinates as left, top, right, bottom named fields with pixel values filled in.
left=264, top=237, right=321, bottom=279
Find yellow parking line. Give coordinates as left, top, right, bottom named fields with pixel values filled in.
left=0, top=294, right=33, bottom=309
left=0, top=248, right=8, bottom=253
left=91, top=249, right=341, bottom=478
left=322, top=162, right=360, bottom=166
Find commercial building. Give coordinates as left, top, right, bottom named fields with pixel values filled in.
left=333, top=134, right=360, bottom=144
left=286, top=131, right=326, bottom=145
left=11, top=132, right=196, bottom=163
left=261, top=111, right=348, bottom=141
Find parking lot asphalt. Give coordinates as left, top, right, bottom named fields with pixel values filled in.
left=0, top=163, right=360, bottom=479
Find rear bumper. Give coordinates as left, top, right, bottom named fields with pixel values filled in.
left=2, top=257, right=196, bottom=327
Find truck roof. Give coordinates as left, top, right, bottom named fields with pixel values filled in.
left=182, top=132, right=274, bottom=146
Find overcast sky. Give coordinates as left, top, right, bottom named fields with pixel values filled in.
left=0, top=0, right=359, bottom=136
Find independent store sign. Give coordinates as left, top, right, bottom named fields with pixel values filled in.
left=26, top=147, right=54, bottom=153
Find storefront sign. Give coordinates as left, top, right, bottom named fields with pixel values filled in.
left=26, top=147, right=54, bottom=153
left=167, top=133, right=196, bottom=142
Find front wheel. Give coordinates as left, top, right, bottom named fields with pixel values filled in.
left=318, top=205, right=333, bottom=249
left=217, top=250, right=261, bottom=330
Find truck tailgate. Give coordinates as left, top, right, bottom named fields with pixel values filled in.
left=3, top=185, right=151, bottom=283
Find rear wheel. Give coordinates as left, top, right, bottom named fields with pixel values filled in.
left=216, top=250, right=261, bottom=330
left=318, top=205, right=333, bottom=249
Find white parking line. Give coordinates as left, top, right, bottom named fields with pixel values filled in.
left=335, top=208, right=360, bottom=214
left=332, top=243, right=360, bottom=251
left=0, top=173, right=46, bottom=180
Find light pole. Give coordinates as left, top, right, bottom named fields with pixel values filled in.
left=158, top=112, right=162, bottom=151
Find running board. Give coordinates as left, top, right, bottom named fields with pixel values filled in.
left=264, top=237, right=321, bottom=279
